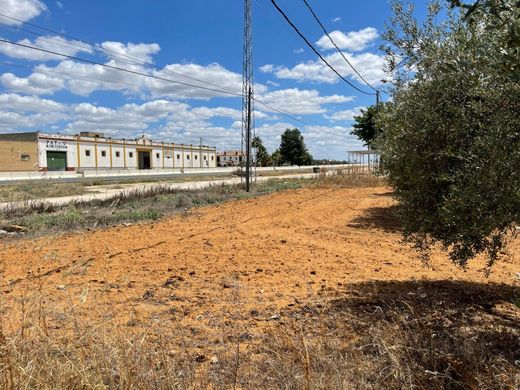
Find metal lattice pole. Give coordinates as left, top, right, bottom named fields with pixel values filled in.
left=242, top=0, right=255, bottom=192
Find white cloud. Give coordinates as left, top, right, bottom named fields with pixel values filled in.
left=0, top=93, right=68, bottom=131
left=63, top=100, right=248, bottom=140
left=148, top=63, right=249, bottom=99
left=301, top=124, right=364, bottom=159
left=332, top=17, right=342, bottom=23
left=258, top=88, right=354, bottom=115
left=0, top=36, right=92, bottom=61
left=316, top=27, right=378, bottom=52
left=56, top=1, right=63, bottom=9
left=0, top=91, right=365, bottom=159
left=0, top=92, right=65, bottom=112
left=100, top=41, right=160, bottom=64
left=0, top=72, right=65, bottom=95
left=293, top=48, right=304, bottom=54
left=260, top=51, right=386, bottom=86
left=0, top=0, right=46, bottom=25
left=11, top=56, right=255, bottom=99
left=0, top=111, right=64, bottom=131
left=325, top=106, right=365, bottom=121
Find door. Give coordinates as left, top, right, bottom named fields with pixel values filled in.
left=46, top=151, right=67, bottom=171
left=138, top=151, right=151, bottom=169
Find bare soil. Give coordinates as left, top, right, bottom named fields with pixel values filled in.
left=1, top=186, right=519, bottom=374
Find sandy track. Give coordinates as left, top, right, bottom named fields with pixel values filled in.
left=1, top=186, right=518, bottom=335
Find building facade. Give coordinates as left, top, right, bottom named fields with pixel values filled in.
left=0, top=132, right=217, bottom=172
left=217, top=150, right=244, bottom=167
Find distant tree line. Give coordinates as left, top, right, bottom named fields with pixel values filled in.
left=253, top=128, right=313, bottom=167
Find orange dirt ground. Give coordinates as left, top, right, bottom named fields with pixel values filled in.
left=1, top=186, right=519, bottom=340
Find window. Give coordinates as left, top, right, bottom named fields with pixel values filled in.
left=187, top=155, right=190, bottom=160
left=85, top=150, right=91, bottom=157
left=204, top=156, right=207, bottom=160
left=211, top=156, right=214, bottom=161
left=101, top=151, right=106, bottom=157
left=156, top=153, right=160, bottom=158
left=176, top=154, right=180, bottom=159
left=129, top=152, right=134, bottom=158
left=20, top=153, right=30, bottom=161
left=194, top=155, right=198, bottom=160
left=115, top=151, right=120, bottom=158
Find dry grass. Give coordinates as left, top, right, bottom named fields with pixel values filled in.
left=2, top=174, right=518, bottom=389
left=0, top=182, right=91, bottom=203
left=0, top=179, right=307, bottom=236
left=1, top=280, right=518, bottom=389
left=314, top=168, right=386, bottom=188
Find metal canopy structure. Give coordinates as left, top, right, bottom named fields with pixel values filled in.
left=346, top=150, right=381, bottom=174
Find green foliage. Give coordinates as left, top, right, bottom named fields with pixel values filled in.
left=379, top=0, right=520, bottom=267
left=279, top=128, right=313, bottom=166
left=448, top=0, right=520, bottom=80
left=351, top=105, right=382, bottom=148
left=271, top=149, right=281, bottom=167
left=251, top=136, right=271, bottom=167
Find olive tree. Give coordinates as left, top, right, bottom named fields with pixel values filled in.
left=379, top=0, right=520, bottom=268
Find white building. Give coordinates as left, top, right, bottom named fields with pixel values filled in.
left=0, top=131, right=217, bottom=172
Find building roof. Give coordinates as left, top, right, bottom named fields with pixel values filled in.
left=0, top=132, right=38, bottom=141
left=0, top=131, right=216, bottom=151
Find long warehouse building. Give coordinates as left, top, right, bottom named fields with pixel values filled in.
left=0, top=131, right=217, bottom=172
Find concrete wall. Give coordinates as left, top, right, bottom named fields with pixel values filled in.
left=0, top=140, right=39, bottom=171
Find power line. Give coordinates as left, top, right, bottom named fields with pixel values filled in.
left=0, top=12, right=244, bottom=96
left=0, top=39, right=350, bottom=138
left=0, top=38, right=244, bottom=98
left=253, top=98, right=351, bottom=138
left=268, top=0, right=375, bottom=96
left=0, top=22, right=353, bottom=139
left=0, top=60, right=146, bottom=90
left=301, top=0, right=378, bottom=92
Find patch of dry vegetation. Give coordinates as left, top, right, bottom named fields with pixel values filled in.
left=0, top=179, right=306, bottom=236
left=314, top=168, right=386, bottom=188
left=1, top=280, right=518, bottom=389
left=0, top=182, right=91, bottom=203
left=2, top=174, right=518, bottom=389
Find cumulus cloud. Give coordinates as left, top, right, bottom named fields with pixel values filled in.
left=0, top=0, right=46, bottom=25
left=63, top=100, right=248, bottom=139
left=301, top=124, right=364, bottom=159
left=0, top=93, right=68, bottom=131
left=316, top=27, right=378, bottom=52
left=258, top=88, right=354, bottom=115
left=260, top=51, right=386, bottom=86
left=0, top=36, right=92, bottom=61
left=0, top=92, right=65, bottom=112
left=325, top=106, right=365, bottom=121
left=0, top=72, right=65, bottom=95
left=7, top=55, right=255, bottom=99
left=100, top=41, right=161, bottom=64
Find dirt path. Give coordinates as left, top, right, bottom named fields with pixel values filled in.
left=0, top=172, right=316, bottom=209
left=1, top=186, right=518, bottom=337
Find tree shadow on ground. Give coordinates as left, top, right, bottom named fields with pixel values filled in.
left=348, top=204, right=403, bottom=232
left=282, top=279, right=520, bottom=389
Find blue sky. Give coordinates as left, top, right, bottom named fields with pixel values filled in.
left=0, top=0, right=429, bottom=159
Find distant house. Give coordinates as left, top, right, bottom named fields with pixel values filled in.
left=217, top=150, right=244, bottom=167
